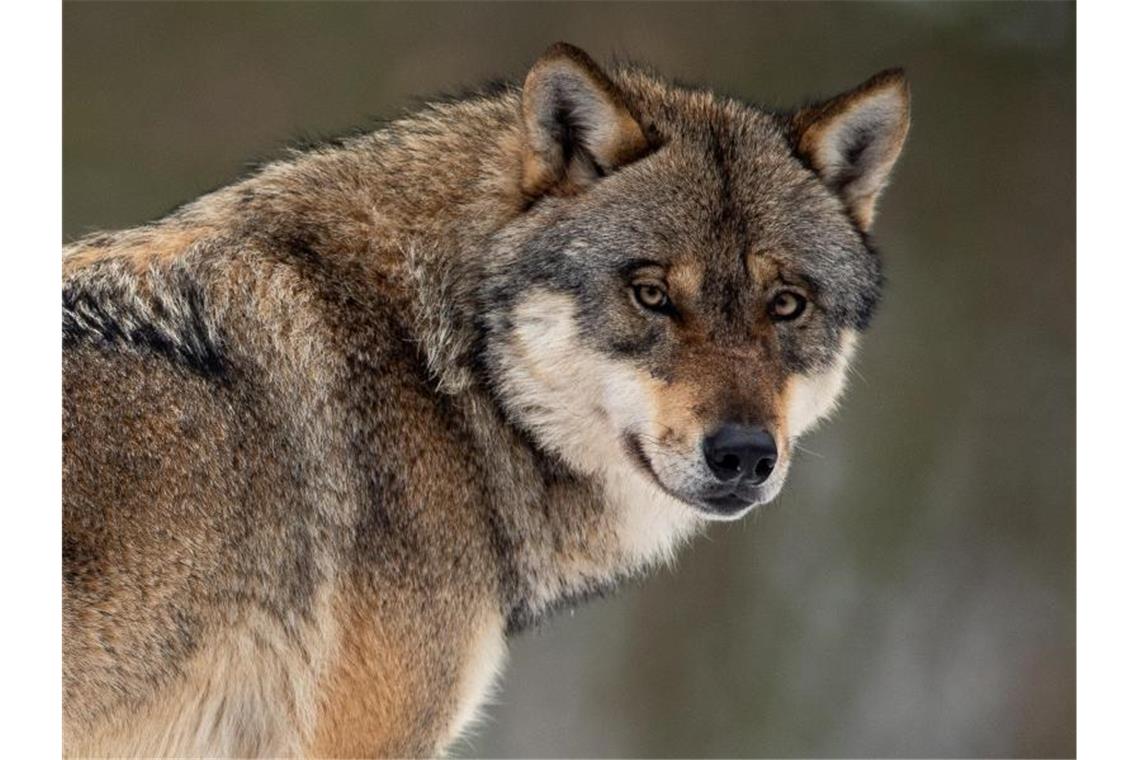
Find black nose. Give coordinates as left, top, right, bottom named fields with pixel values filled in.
left=702, top=425, right=778, bottom=485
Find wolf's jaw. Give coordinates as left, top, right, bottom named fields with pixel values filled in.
left=602, top=462, right=700, bottom=570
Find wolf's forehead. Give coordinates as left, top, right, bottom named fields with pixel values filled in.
left=627, top=110, right=837, bottom=232
left=642, top=86, right=792, bottom=162
left=564, top=83, right=872, bottom=305
left=609, top=131, right=848, bottom=264
left=619, top=73, right=837, bottom=213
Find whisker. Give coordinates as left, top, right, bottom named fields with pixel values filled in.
left=795, top=444, right=824, bottom=459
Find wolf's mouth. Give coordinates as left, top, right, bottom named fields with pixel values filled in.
left=622, top=432, right=672, bottom=493
left=622, top=432, right=760, bottom=518
left=701, top=491, right=756, bottom=514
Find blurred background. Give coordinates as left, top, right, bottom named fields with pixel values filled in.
left=63, top=2, right=1075, bottom=757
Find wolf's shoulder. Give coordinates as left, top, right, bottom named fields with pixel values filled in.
left=63, top=252, right=232, bottom=382
left=62, top=219, right=427, bottom=394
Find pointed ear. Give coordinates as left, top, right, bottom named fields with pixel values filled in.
left=791, top=69, right=910, bottom=230
left=520, top=42, right=650, bottom=198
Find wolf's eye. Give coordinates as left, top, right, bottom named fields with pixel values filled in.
left=769, top=290, right=807, bottom=321
left=632, top=283, right=671, bottom=312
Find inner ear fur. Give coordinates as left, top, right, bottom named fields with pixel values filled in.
left=791, top=68, right=911, bottom=230
left=520, top=42, right=650, bottom=198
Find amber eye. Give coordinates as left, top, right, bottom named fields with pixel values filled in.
left=768, top=290, right=807, bottom=321
left=632, top=283, right=671, bottom=312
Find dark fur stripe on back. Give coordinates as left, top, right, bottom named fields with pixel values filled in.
left=62, top=262, right=229, bottom=380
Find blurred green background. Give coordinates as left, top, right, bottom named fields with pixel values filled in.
left=63, top=2, right=1075, bottom=757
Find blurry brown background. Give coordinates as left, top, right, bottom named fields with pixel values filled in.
left=63, top=2, right=1075, bottom=757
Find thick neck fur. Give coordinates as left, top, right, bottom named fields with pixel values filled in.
left=64, top=74, right=698, bottom=632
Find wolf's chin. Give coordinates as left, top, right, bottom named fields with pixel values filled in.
left=690, top=482, right=783, bottom=521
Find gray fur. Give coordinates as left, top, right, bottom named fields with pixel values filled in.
left=62, top=45, right=908, bottom=756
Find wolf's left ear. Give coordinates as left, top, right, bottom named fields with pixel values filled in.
left=791, top=69, right=910, bottom=230
left=520, top=42, right=650, bottom=198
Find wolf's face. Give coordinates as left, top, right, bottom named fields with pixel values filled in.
left=483, top=45, right=908, bottom=521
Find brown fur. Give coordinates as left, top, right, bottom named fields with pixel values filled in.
left=520, top=42, right=651, bottom=197
left=63, top=44, right=908, bottom=756
left=62, top=226, right=213, bottom=275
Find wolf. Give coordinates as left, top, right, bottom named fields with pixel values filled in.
left=62, top=43, right=909, bottom=756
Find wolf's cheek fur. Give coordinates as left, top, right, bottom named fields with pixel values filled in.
left=498, top=290, right=653, bottom=470
left=497, top=289, right=847, bottom=517
left=498, top=289, right=698, bottom=564
left=500, top=290, right=704, bottom=496
left=784, top=329, right=859, bottom=440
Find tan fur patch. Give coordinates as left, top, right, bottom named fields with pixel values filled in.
left=307, top=587, right=428, bottom=758
left=642, top=375, right=701, bottom=448
left=666, top=257, right=703, bottom=306
left=64, top=225, right=210, bottom=275
left=747, top=251, right=782, bottom=287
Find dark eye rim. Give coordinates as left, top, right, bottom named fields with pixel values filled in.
left=631, top=281, right=675, bottom=315
left=768, top=289, right=809, bottom=321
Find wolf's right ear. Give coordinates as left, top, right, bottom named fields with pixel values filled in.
left=791, top=69, right=910, bottom=230
left=519, top=43, right=650, bottom=199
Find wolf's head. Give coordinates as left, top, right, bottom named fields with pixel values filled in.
left=481, top=44, right=908, bottom=521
